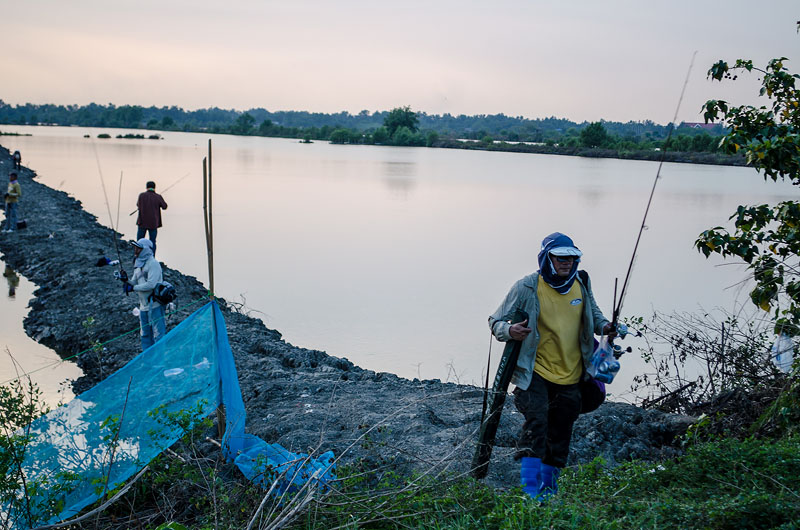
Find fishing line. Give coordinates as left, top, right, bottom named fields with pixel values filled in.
left=480, top=331, right=493, bottom=424
left=115, top=170, right=123, bottom=237
left=89, top=134, right=125, bottom=267
left=613, top=51, right=697, bottom=323
left=129, top=171, right=191, bottom=216
left=161, top=171, right=192, bottom=194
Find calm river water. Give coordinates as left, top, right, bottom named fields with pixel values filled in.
left=0, top=259, right=82, bottom=404
left=1, top=125, right=795, bottom=402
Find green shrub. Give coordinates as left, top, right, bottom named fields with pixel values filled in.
left=329, top=128, right=354, bottom=144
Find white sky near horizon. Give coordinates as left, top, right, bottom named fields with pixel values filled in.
left=0, top=1, right=798, bottom=124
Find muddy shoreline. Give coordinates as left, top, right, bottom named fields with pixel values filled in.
left=0, top=144, right=694, bottom=487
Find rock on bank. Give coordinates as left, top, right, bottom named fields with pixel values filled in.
left=0, top=144, right=694, bottom=488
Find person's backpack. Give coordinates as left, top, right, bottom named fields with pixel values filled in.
left=576, top=269, right=608, bottom=414
left=152, top=281, right=177, bottom=305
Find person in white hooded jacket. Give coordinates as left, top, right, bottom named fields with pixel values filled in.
left=125, top=238, right=165, bottom=350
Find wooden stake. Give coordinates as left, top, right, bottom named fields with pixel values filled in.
left=216, top=403, right=227, bottom=440
left=203, top=146, right=224, bottom=438
left=208, top=139, right=214, bottom=295
left=203, top=157, right=212, bottom=293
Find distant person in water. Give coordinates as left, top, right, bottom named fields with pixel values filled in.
left=135, top=180, right=168, bottom=255
left=4, top=172, right=21, bottom=232
left=12, top=151, right=21, bottom=170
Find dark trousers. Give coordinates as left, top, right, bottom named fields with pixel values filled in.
left=136, top=226, right=158, bottom=255
left=513, top=372, right=581, bottom=468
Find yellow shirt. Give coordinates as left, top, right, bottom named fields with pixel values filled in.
left=6, top=182, right=21, bottom=204
left=534, top=275, right=583, bottom=384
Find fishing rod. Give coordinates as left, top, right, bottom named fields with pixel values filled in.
left=473, top=55, right=697, bottom=478
left=612, top=52, right=697, bottom=327
left=116, top=170, right=123, bottom=236
left=129, top=171, right=191, bottom=216
left=585, top=53, right=697, bottom=386
left=90, top=136, right=129, bottom=289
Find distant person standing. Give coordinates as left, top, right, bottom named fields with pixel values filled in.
left=4, top=172, right=21, bottom=233
left=136, top=180, right=168, bottom=255
left=12, top=151, right=21, bottom=170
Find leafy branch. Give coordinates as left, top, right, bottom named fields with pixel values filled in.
left=697, top=55, right=800, bottom=333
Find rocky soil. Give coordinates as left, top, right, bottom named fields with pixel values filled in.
left=0, top=143, right=695, bottom=488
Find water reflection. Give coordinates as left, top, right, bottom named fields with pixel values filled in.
left=0, top=260, right=82, bottom=405
left=4, top=264, right=19, bottom=298
left=382, top=160, right=417, bottom=177
left=381, top=161, right=417, bottom=199
left=235, top=147, right=256, bottom=166
left=383, top=177, right=416, bottom=199
left=577, top=186, right=603, bottom=204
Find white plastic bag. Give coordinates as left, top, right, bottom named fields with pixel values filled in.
left=587, top=336, right=620, bottom=383
left=771, top=332, right=794, bottom=373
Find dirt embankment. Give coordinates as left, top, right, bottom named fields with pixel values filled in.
left=0, top=144, right=695, bottom=488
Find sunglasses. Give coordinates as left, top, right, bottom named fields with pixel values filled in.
left=552, top=255, right=576, bottom=263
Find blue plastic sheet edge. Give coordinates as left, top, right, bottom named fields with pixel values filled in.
left=9, top=300, right=335, bottom=528
left=212, top=300, right=336, bottom=491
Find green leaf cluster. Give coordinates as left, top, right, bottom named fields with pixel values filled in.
left=0, top=378, right=83, bottom=529
left=697, top=55, right=800, bottom=334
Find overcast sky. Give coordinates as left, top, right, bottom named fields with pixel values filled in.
left=1, top=1, right=797, bottom=124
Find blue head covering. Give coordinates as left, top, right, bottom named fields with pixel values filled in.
left=537, top=232, right=582, bottom=294
left=132, top=238, right=154, bottom=268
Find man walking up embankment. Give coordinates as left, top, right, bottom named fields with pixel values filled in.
left=489, top=232, right=615, bottom=500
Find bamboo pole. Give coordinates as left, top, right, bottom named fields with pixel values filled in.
left=208, top=139, right=214, bottom=294
left=203, top=157, right=212, bottom=292
left=203, top=145, right=225, bottom=438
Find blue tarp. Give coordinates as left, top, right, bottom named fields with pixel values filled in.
left=3, top=301, right=335, bottom=528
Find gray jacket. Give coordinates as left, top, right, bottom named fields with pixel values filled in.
left=488, top=271, right=609, bottom=391
left=132, top=256, right=163, bottom=311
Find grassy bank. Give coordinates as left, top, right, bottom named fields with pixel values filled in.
left=6, top=371, right=797, bottom=530
left=306, top=436, right=800, bottom=529
left=96, top=432, right=799, bottom=529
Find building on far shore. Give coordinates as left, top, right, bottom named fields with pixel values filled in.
left=679, top=122, right=722, bottom=131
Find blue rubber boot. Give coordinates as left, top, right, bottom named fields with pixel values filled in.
left=539, top=463, right=561, bottom=501
left=520, top=457, right=542, bottom=498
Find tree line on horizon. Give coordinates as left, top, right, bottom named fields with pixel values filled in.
left=0, top=99, right=727, bottom=154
